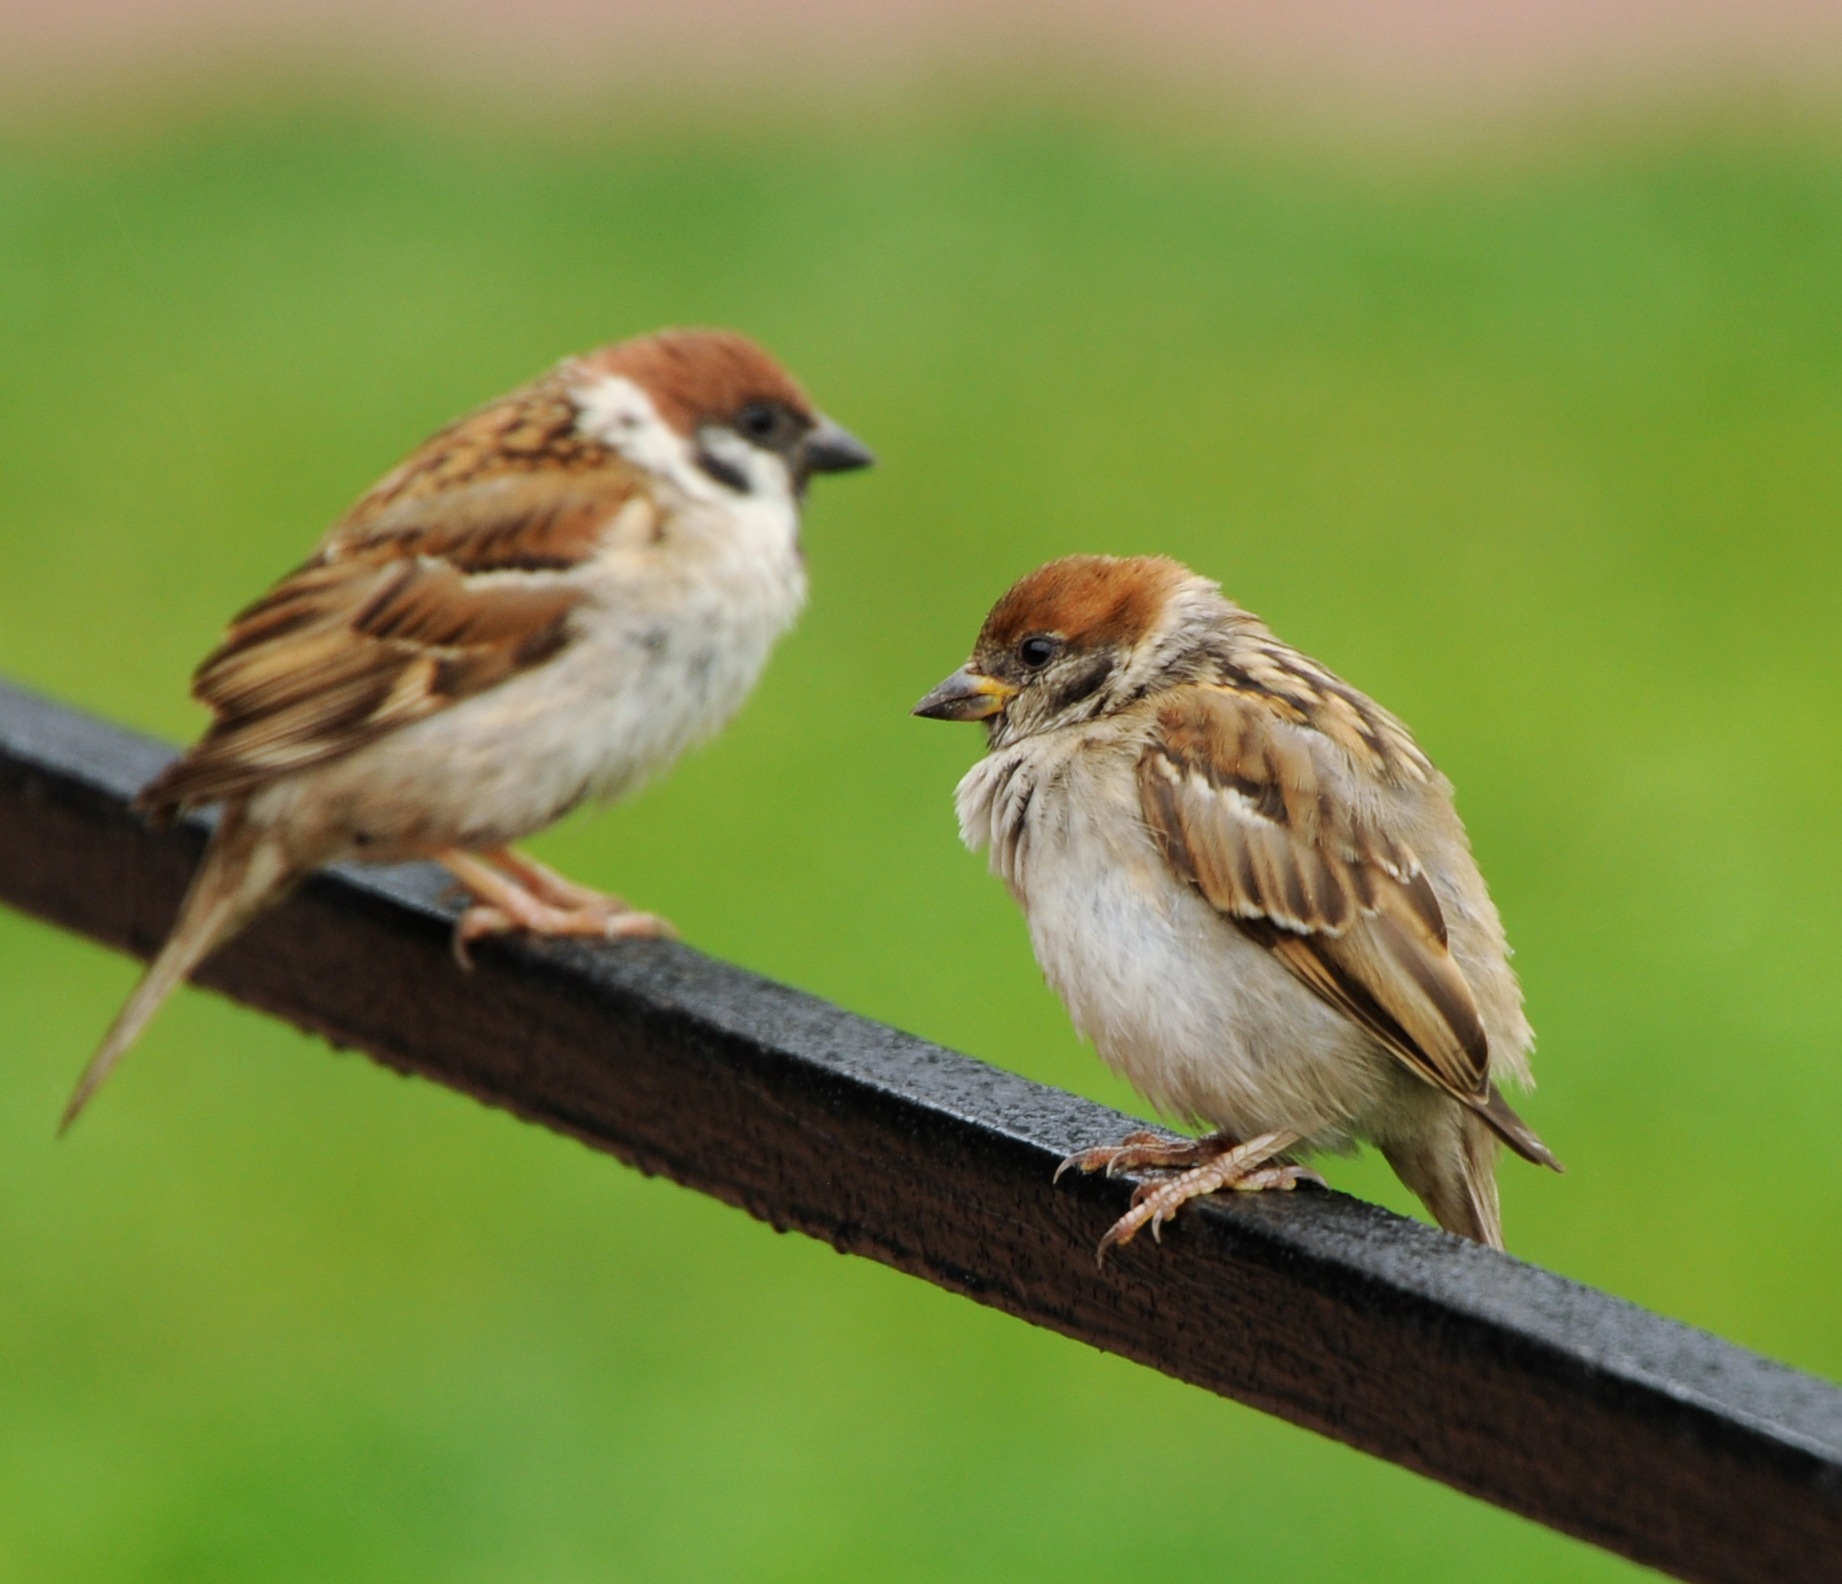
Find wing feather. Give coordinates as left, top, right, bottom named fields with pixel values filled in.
left=1139, top=684, right=1552, bottom=1164
left=139, top=455, right=645, bottom=819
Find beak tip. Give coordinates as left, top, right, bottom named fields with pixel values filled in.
left=803, top=418, right=875, bottom=476
left=912, top=666, right=1013, bottom=723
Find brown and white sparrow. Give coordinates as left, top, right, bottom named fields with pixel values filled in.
left=915, top=555, right=1558, bottom=1257
left=65, top=328, right=871, bottom=1129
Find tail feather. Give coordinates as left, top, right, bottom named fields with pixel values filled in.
left=61, top=805, right=294, bottom=1132
left=1382, top=1109, right=1508, bottom=1250
left=1476, top=1085, right=1563, bottom=1172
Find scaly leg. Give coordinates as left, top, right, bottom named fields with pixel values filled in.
left=1056, top=1129, right=1243, bottom=1182
left=1089, top=1130, right=1323, bottom=1265
left=481, top=847, right=632, bottom=914
left=440, top=850, right=676, bottom=967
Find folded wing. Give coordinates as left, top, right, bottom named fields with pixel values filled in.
left=139, top=457, right=645, bottom=819
left=1138, top=682, right=1556, bottom=1168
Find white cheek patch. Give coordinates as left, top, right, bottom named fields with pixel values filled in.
left=567, top=372, right=795, bottom=512
left=695, top=425, right=795, bottom=506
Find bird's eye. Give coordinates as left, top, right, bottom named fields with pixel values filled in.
left=1019, top=635, right=1060, bottom=669
left=736, top=402, right=782, bottom=444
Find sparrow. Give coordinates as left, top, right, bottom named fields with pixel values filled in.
left=915, top=555, right=1558, bottom=1258
left=65, top=328, right=872, bottom=1130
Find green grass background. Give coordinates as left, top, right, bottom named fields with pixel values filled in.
left=0, top=83, right=1839, bottom=1581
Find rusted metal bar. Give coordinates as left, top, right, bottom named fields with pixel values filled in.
left=0, top=677, right=1836, bottom=1584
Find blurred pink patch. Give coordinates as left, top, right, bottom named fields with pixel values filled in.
left=1, top=0, right=1840, bottom=105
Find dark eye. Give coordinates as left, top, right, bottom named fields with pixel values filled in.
left=736, top=402, right=783, bottom=444
left=1018, top=634, right=1060, bottom=669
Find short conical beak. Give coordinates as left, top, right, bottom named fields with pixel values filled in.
left=800, top=415, right=875, bottom=475
left=913, top=666, right=1017, bottom=722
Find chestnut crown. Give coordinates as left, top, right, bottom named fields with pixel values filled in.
left=915, top=555, right=1216, bottom=743
left=581, top=328, right=873, bottom=488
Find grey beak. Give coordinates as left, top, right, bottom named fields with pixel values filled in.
left=801, top=415, right=875, bottom=475
left=912, top=666, right=1018, bottom=722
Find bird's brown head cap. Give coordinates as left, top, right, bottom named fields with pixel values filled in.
left=915, top=555, right=1211, bottom=744
left=575, top=328, right=874, bottom=487
left=975, top=555, right=1193, bottom=658
left=586, top=329, right=813, bottom=436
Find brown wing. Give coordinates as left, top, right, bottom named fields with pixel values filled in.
left=1139, top=683, right=1553, bottom=1165
left=138, top=450, right=648, bottom=819
left=326, top=375, right=631, bottom=564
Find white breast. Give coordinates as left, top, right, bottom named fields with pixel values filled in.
left=956, top=729, right=1389, bottom=1148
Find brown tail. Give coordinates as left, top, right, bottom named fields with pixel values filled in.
left=61, top=803, right=296, bottom=1133
left=1476, top=1084, right=1563, bottom=1173
left=1383, top=1108, right=1511, bottom=1250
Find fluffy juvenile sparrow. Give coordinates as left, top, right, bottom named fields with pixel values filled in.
left=65, top=328, right=872, bottom=1129
left=915, top=555, right=1557, bottom=1257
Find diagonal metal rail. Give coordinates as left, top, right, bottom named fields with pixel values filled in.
left=0, top=678, right=1836, bottom=1584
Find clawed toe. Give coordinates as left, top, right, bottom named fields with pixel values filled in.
left=1243, top=1163, right=1326, bottom=1192
left=440, top=848, right=676, bottom=966
left=450, top=897, right=677, bottom=967
left=1086, top=1130, right=1313, bottom=1266
left=596, top=909, right=677, bottom=940
left=1054, top=1128, right=1232, bottom=1183
left=1099, top=1130, right=1184, bottom=1177
left=453, top=904, right=513, bottom=968
left=1054, top=1132, right=1162, bottom=1182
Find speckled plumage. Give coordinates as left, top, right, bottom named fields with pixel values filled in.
left=68, top=328, right=870, bottom=1127
left=923, top=555, right=1556, bottom=1251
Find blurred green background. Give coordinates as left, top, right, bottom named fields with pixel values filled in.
left=1, top=83, right=1839, bottom=1582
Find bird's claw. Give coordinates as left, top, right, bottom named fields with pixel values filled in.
left=1055, top=1129, right=1213, bottom=1184
left=1087, top=1132, right=1316, bottom=1267
left=450, top=899, right=677, bottom=968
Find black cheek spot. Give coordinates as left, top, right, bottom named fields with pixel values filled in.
left=1050, top=657, right=1113, bottom=713
left=695, top=447, right=749, bottom=493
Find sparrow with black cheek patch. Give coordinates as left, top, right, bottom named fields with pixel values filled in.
left=65, top=328, right=872, bottom=1129
left=915, top=555, right=1558, bottom=1259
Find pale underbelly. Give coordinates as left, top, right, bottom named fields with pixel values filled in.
left=252, top=607, right=781, bottom=861
left=1020, top=824, right=1391, bottom=1147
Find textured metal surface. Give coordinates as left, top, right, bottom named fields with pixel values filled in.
left=0, top=677, right=1837, bottom=1584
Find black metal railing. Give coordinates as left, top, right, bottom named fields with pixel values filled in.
left=0, top=678, right=1836, bottom=1584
